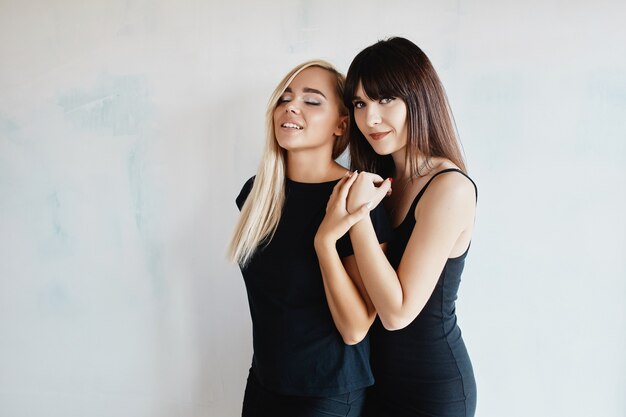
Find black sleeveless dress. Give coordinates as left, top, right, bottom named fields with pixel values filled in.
left=365, top=169, right=477, bottom=417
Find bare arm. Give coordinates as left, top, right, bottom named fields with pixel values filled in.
left=315, top=245, right=377, bottom=345
left=314, top=172, right=388, bottom=344
left=349, top=173, right=476, bottom=330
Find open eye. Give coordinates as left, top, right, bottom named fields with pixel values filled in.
left=353, top=100, right=365, bottom=109
left=380, top=97, right=395, bottom=104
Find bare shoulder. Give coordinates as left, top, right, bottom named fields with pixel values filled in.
left=430, top=170, right=475, bottom=199
left=415, top=164, right=476, bottom=219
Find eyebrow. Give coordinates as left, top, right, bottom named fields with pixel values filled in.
left=352, top=95, right=364, bottom=101
left=284, top=87, right=327, bottom=99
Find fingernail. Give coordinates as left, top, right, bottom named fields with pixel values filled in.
left=366, top=201, right=373, bottom=209
left=388, top=177, right=393, bottom=182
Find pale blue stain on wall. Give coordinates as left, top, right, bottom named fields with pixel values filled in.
left=38, top=283, right=76, bottom=317
left=40, top=191, right=75, bottom=259
left=57, top=74, right=151, bottom=136
left=0, top=114, right=20, bottom=147
left=0, top=114, right=19, bottom=135
left=127, top=145, right=144, bottom=230
left=48, top=192, right=67, bottom=240
left=145, top=242, right=166, bottom=299
left=586, top=70, right=626, bottom=108
left=578, top=70, right=626, bottom=162
left=126, top=144, right=166, bottom=298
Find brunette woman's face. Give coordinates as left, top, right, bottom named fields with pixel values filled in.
left=273, top=67, right=346, bottom=155
left=352, top=81, right=408, bottom=156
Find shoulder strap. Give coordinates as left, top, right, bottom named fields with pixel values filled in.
left=408, top=168, right=478, bottom=213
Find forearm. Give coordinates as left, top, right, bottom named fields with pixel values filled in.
left=315, top=240, right=375, bottom=345
left=349, top=218, right=409, bottom=329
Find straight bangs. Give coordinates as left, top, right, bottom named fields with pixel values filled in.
left=345, top=47, right=412, bottom=105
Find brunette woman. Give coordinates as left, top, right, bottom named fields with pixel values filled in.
left=316, top=38, right=477, bottom=417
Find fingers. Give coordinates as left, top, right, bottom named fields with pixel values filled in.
left=366, top=178, right=393, bottom=210
left=328, top=171, right=351, bottom=203
left=378, top=177, right=392, bottom=197
left=331, top=171, right=392, bottom=215
left=355, top=171, right=384, bottom=184
left=376, top=177, right=392, bottom=201
left=337, top=170, right=359, bottom=201
left=327, top=170, right=358, bottom=212
left=370, top=173, right=385, bottom=184
left=332, top=171, right=351, bottom=191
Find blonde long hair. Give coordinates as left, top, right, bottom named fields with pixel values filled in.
left=229, top=60, right=349, bottom=266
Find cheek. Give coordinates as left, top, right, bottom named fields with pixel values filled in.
left=272, top=108, right=281, bottom=124
left=311, top=110, right=336, bottom=129
left=353, top=112, right=366, bottom=133
left=396, top=104, right=408, bottom=128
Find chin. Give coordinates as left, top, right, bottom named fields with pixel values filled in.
left=276, top=137, right=298, bottom=151
left=368, top=139, right=406, bottom=157
left=369, top=143, right=395, bottom=156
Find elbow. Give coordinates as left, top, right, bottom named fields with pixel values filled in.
left=380, top=315, right=413, bottom=331
left=340, top=313, right=376, bottom=346
left=340, top=329, right=369, bottom=346
left=339, top=320, right=374, bottom=346
left=379, top=305, right=422, bottom=331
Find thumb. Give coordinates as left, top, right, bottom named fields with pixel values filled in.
left=377, top=178, right=392, bottom=199
left=370, top=173, right=385, bottom=184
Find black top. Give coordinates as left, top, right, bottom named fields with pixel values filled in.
left=236, top=176, right=392, bottom=396
left=368, top=168, right=478, bottom=413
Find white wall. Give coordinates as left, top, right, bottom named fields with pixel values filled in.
left=1, top=1, right=624, bottom=416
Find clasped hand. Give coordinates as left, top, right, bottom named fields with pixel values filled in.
left=315, top=171, right=391, bottom=246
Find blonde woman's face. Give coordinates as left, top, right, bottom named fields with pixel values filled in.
left=273, top=67, right=346, bottom=155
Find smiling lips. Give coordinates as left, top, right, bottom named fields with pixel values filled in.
left=369, top=131, right=390, bottom=141
left=280, top=121, right=303, bottom=130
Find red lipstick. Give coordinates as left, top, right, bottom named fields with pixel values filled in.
left=369, top=131, right=390, bottom=141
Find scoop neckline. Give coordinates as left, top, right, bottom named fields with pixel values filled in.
left=286, top=177, right=343, bottom=186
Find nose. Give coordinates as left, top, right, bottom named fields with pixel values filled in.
left=285, top=102, right=300, bottom=114
left=366, top=106, right=381, bottom=127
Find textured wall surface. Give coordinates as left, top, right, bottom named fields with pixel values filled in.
left=1, top=1, right=625, bottom=416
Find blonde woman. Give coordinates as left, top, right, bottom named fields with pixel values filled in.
left=229, top=61, right=390, bottom=417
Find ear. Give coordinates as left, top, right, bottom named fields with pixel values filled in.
left=333, top=115, right=348, bottom=137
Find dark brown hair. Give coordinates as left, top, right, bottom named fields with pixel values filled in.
left=344, top=37, right=466, bottom=178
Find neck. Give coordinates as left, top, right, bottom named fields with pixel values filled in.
left=391, top=147, right=429, bottom=180
left=286, top=149, right=344, bottom=183
left=391, top=147, right=410, bottom=179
